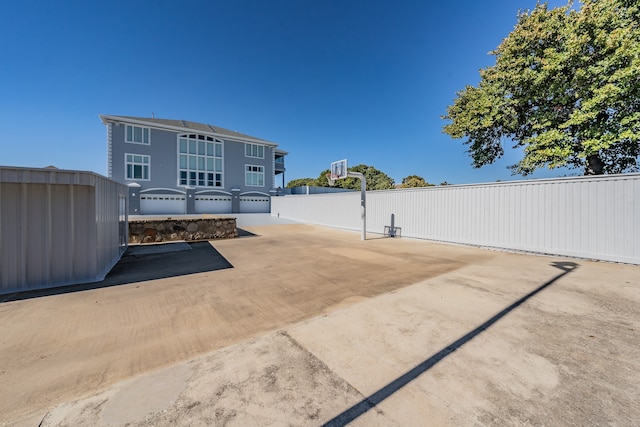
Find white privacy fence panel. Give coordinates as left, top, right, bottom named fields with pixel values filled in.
left=272, top=174, right=640, bottom=264
left=272, top=192, right=362, bottom=231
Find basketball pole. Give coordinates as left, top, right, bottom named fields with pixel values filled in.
left=347, top=172, right=366, bottom=241
left=328, top=160, right=366, bottom=241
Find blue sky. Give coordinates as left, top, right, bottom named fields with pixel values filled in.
left=1, top=0, right=572, bottom=186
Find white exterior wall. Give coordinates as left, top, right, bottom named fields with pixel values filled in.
left=272, top=191, right=363, bottom=231
left=0, top=167, right=128, bottom=294
left=272, top=174, right=640, bottom=265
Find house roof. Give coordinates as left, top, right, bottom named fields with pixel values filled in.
left=99, top=115, right=278, bottom=146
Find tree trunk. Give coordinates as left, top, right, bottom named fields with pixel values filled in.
left=585, top=154, right=604, bottom=175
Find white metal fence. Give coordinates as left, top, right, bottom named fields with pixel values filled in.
left=272, top=174, right=640, bottom=265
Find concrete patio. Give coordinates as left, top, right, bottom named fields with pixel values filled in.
left=1, top=223, right=638, bottom=426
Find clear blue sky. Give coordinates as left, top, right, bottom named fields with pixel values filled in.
left=1, top=0, right=572, bottom=185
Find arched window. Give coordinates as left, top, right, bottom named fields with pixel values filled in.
left=177, top=134, right=223, bottom=187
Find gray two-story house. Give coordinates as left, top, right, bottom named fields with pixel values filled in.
left=100, top=115, right=287, bottom=215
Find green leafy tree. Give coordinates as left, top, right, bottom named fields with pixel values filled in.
left=443, top=0, right=640, bottom=175
left=317, top=164, right=395, bottom=190
left=286, top=177, right=317, bottom=188
left=316, top=169, right=332, bottom=187
left=400, top=175, right=434, bottom=188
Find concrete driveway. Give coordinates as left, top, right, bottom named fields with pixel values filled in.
left=1, top=224, right=638, bottom=426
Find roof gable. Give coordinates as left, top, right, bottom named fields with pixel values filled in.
left=100, top=115, right=276, bottom=146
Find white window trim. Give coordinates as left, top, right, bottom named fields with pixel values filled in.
left=125, top=153, right=151, bottom=181
left=125, top=124, right=151, bottom=145
left=245, top=164, right=265, bottom=187
left=245, top=143, right=265, bottom=159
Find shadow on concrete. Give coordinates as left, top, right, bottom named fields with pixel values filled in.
left=364, top=234, right=395, bottom=241
left=322, top=261, right=579, bottom=427
left=0, top=241, right=232, bottom=303
left=237, top=228, right=257, bottom=238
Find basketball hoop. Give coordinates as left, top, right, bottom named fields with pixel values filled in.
left=328, top=158, right=367, bottom=240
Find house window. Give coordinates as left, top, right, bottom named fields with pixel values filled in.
left=126, top=125, right=150, bottom=145
left=245, top=143, right=264, bottom=159
left=245, top=165, right=264, bottom=187
left=125, top=153, right=150, bottom=180
left=178, top=134, right=223, bottom=187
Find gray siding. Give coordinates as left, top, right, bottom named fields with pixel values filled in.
left=0, top=167, right=128, bottom=294
left=111, top=124, right=180, bottom=191
left=146, top=127, right=182, bottom=189
left=110, top=121, right=275, bottom=195
left=272, top=174, right=640, bottom=265
left=224, top=140, right=274, bottom=194
left=224, top=139, right=244, bottom=190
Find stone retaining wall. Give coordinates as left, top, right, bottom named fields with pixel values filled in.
left=129, top=218, right=237, bottom=243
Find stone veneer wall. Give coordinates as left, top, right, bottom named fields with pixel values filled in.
left=129, top=218, right=237, bottom=243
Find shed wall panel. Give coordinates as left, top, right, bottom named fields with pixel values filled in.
left=1, top=168, right=128, bottom=294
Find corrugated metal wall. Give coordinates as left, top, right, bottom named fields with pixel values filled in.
left=273, top=192, right=362, bottom=231
left=272, top=174, right=640, bottom=264
left=94, top=175, right=128, bottom=280
left=0, top=167, right=128, bottom=294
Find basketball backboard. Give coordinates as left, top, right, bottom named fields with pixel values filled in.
left=330, top=159, right=348, bottom=180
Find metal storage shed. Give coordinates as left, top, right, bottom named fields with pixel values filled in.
left=0, top=166, right=128, bottom=294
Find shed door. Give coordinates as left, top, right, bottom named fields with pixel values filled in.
left=140, top=194, right=186, bottom=215
left=239, top=196, right=270, bottom=213
left=195, top=196, right=232, bottom=214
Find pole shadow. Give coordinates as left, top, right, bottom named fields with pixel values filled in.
left=322, top=261, right=578, bottom=427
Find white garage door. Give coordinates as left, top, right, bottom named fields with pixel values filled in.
left=240, top=196, right=270, bottom=213
left=195, top=195, right=232, bottom=214
left=140, top=194, right=186, bottom=215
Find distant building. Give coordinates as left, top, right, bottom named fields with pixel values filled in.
left=100, top=115, right=287, bottom=215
